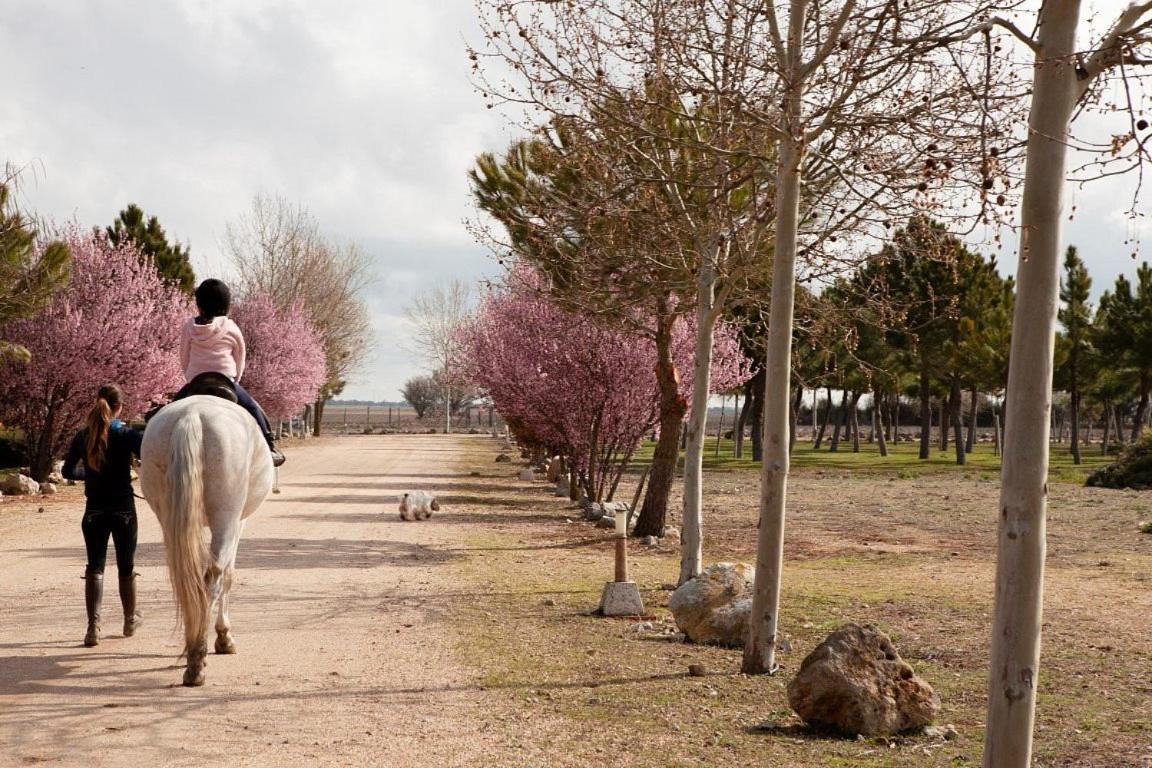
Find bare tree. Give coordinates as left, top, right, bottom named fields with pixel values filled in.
left=224, top=193, right=373, bottom=434
left=472, top=2, right=782, bottom=559
left=405, top=279, right=472, bottom=434
left=472, top=0, right=1018, bottom=582
left=734, top=0, right=1024, bottom=677
left=974, top=3, right=1152, bottom=765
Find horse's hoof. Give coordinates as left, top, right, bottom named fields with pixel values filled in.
left=215, top=635, right=237, bottom=655
left=182, top=667, right=205, bottom=687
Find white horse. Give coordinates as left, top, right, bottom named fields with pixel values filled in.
left=139, top=396, right=273, bottom=687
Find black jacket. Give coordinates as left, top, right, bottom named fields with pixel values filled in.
left=62, top=424, right=144, bottom=511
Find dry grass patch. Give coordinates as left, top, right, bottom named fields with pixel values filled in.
left=444, top=441, right=1152, bottom=768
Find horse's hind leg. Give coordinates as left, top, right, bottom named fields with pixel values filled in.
left=182, top=562, right=221, bottom=687
left=182, top=574, right=212, bottom=686
left=209, top=518, right=244, bottom=655
left=184, top=638, right=208, bottom=687
left=214, top=567, right=236, bottom=654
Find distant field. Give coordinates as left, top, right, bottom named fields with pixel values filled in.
left=634, top=435, right=1112, bottom=484
left=318, top=404, right=504, bottom=434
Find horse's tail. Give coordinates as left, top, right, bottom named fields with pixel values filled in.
left=161, top=410, right=209, bottom=654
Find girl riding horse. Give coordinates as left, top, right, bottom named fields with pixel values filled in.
left=178, top=279, right=285, bottom=467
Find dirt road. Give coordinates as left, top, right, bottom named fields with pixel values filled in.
left=0, top=435, right=501, bottom=767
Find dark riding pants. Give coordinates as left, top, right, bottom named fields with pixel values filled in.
left=82, top=508, right=138, bottom=576
left=232, top=381, right=273, bottom=437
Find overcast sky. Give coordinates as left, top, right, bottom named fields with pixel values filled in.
left=2, top=1, right=1150, bottom=401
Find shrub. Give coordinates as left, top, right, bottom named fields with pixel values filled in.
left=1086, top=430, right=1152, bottom=490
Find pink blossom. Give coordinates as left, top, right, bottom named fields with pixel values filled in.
left=460, top=266, right=746, bottom=494
left=0, top=229, right=191, bottom=478
left=230, top=293, right=326, bottom=419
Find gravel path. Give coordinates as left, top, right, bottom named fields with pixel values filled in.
left=0, top=435, right=497, bottom=767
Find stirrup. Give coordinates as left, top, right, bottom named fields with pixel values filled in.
left=271, top=449, right=286, bottom=467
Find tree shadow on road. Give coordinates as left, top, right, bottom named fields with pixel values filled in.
left=277, top=481, right=511, bottom=494
left=271, top=493, right=547, bottom=511
left=0, top=652, right=179, bottom=690
left=17, top=537, right=462, bottom=571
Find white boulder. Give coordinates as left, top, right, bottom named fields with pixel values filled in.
left=668, top=562, right=754, bottom=647
left=1, top=473, right=39, bottom=496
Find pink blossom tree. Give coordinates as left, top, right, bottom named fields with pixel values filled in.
left=0, top=230, right=191, bottom=480
left=231, top=293, right=326, bottom=421
left=461, top=267, right=745, bottom=507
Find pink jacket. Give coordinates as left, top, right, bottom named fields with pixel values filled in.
left=180, top=316, right=246, bottom=383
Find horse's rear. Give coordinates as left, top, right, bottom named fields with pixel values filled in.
left=140, top=396, right=274, bottom=686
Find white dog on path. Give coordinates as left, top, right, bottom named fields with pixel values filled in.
left=398, top=491, right=439, bottom=521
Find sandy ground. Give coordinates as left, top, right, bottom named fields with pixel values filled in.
left=0, top=435, right=501, bottom=768
left=4, top=433, right=1150, bottom=768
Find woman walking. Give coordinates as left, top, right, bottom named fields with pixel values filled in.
left=62, top=384, right=144, bottom=647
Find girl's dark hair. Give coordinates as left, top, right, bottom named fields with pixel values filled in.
left=194, top=279, right=232, bottom=318
left=85, top=384, right=123, bottom=472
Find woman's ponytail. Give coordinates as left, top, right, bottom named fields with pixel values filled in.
left=84, top=384, right=123, bottom=472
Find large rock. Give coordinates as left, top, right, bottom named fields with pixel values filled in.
left=2, top=473, right=39, bottom=496
left=787, top=623, right=940, bottom=737
left=582, top=502, right=607, bottom=521
left=668, top=562, right=754, bottom=647
left=603, top=501, right=630, bottom=516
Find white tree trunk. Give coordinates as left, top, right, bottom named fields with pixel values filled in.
left=983, top=3, right=1080, bottom=765
left=445, top=382, right=452, bottom=434
left=743, top=2, right=806, bottom=668
left=680, top=258, right=719, bottom=585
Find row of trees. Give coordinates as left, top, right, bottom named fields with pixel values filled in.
left=762, top=227, right=1152, bottom=469
left=460, top=265, right=745, bottom=511
left=468, top=0, right=1152, bottom=763
left=0, top=185, right=370, bottom=479
left=1060, top=249, right=1152, bottom=463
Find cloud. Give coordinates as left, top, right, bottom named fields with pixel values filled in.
left=4, top=0, right=1152, bottom=402
left=0, top=0, right=512, bottom=401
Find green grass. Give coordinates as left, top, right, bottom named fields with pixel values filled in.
left=631, top=436, right=1112, bottom=484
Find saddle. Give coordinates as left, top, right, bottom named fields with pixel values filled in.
left=180, top=372, right=239, bottom=403
left=144, top=372, right=238, bottom=423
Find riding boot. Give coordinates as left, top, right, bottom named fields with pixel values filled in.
left=264, top=431, right=286, bottom=467
left=119, top=572, right=141, bottom=637
left=83, top=572, right=103, bottom=647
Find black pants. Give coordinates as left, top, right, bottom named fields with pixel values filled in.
left=81, top=508, right=138, bottom=576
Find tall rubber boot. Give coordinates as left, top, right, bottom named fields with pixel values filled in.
left=84, top=572, right=103, bottom=647
left=119, top=572, right=141, bottom=637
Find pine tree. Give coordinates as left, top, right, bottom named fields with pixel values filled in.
left=106, top=203, right=195, bottom=292
left=1058, top=246, right=1093, bottom=464
left=0, top=183, right=71, bottom=362
left=1096, top=265, right=1152, bottom=441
